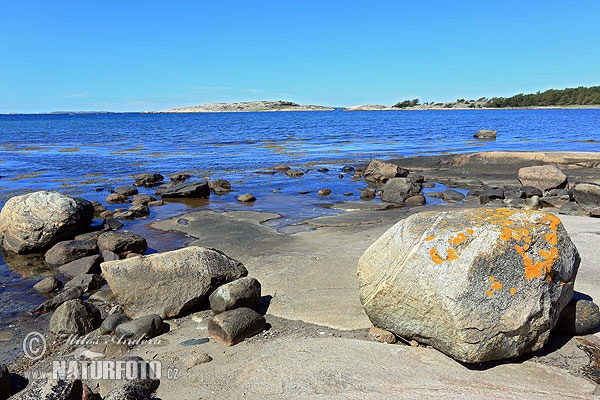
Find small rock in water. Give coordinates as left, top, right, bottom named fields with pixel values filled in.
left=208, top=179, right=232, bottom=194
left=44, top=239, right=98, bottom=266
left=360, top=188, right=376, bottom=201
left=286, top=169, right=304, bottom=177
left=317, top=168, right=329, bottom=173
left=133, top=173, right=164, bottom=187
left=114, top=185, right=138, bottom=196
left=105, top=193, right=131, bottom=204
left=168, top=172, right=191, bottom=182
left=341, top=165, right=355, bottom=172
left=442, top=190, right=465, bottom=202
left=97, top=231, right=148, bottom=256
left=343, top=192, right=353, bottom=197
left=237, top=193, right=256, bottom=202
left=158, top=181, right=210, bottom=198
left=33, top=275, right=61, bottom=294
left=318, top=188, right=332, bottom=196
left=473, top=129, right=497, bottom=139
left=299, top=190, right=311, bottom=195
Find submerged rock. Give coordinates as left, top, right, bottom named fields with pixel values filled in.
left=474, top=129, right=497, bottom=139
left=133, top=173, right=164, bottom=188
left=157, top=181, right=210, bottom=198
left=358, top=208, right=579, bottom=363
left=101, top=246, right=247, bottom=318
left=0, top=191, right=93, bottom=254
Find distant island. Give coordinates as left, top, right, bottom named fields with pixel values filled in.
left=156, top=86, right=600, bottom=113
left=159, top=100, right=334, bottom=113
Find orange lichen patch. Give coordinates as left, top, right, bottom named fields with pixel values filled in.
left=425, top=235, right=435, bottom=242
left=516, top=245, right=525, bottom=255
left=545, top=233, right=558, bottom=246
left=449, top=232, right=467, bottom=246
left=466, top=228, right=475, bottom=235
left=510, top=287, right=517, bottom=295
left=550, top=247, right=559, bottom=259
left=491, top=281, right=503, bottom=291
left=519, top=228, right=530, bottom=237
left=430, top=248, right=444, bottom=264
left=489, top=276, right=495, bottom=282
left=500, top=227, right=513, bottom=242
left=523, top=236, right=532, bottom=243
left=485, top=290, right=494, bottom=296
left=446, top=248, right=459, bottom=261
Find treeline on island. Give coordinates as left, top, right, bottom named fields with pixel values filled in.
left=393, top=86, right=600, bottom=109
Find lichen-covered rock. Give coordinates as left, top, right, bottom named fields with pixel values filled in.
left=358, top=208, right=579, bottom=363
left=101, top=246, right=247, bottom=318
left=0, top=191, right=94, bottom=254
left=517, top=165, right=567, bottom=192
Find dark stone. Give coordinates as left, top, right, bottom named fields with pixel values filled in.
left=463, top=194, right=490, bottom=205
left=105, top=193, right=131, bottom=204
left=98, top=356, right=160, bottom=398
left=58, top=254, right=102, bottom=277
left=0, top=364, right=10, bottom=399
left=209, top=277, right=262, bottom=314
left=380, top=178, right=421, bottom=205
left=572, top=182, right=600, bottom=208
left=114, top=314, right=166, bottom=339
left=208, top=307, right=266, bottom=346
left=405, top=195, right=426, bottom=206
left=133, top=173, right=164, bottom=188
left=272, top=165, right=290, bottom=171
left=74, top=231, right=102, bottom=242
left=427, top=191, right=443, bottom=199
left=63, top=274, right=106, bottom=293
left=168, top=172, right=191, bottom=182
left=44, top=240, right=98, bottom=266
left=442, top=190, right=465, bottom=202
left=547, top=189, right=574, bottom=199
left=317, top=168, right=329, bottom=173
left=473, top=129, right=497, bottom=139
left=13, top=377, right=83, bottom=400
left=318, top=188, right=332, bottom=196
left=485, top=188, right=505, bottom=200
left=90, top=201, right=106, bottom=217
left=360, top=188, right=376, bottom=201
left=99, top=313, right=130, bottom=335
left=103, top=217, right=124, bottom=231
left=34, top=287, right=83, bottom=314
left=49, top=299, right=101, bottom=336
left=114, top=186, right=138, bottom=196
left=97, top=231, right=147, bottom=256
left=128, top=204, right=150, bottom=218
left=518, top=186, right=543, bottom=198
left=341, top=165, right=355, bottom=172
left=407, top=173, right=425, bottom=184
left=131, top=194, right=156, bottom=206
left=237, top=193, right=256, bottom=203
left=554, top=298, right=600, bottom=335
left=208, top=179, right=232, bottom=194
left=33, top=276, right=61, bottom=294
left=285, top=169, right=304, bottom=177
left=157, top=181, right=210, bottom=198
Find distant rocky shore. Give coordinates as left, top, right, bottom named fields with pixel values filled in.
left=159, top=100, right=334, bottom=113
left=157, top=100, right=600, bottom=113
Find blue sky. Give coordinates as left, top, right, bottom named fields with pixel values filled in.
left=1, top=1, right=598, bottom=112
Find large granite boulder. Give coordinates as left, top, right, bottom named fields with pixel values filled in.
left=101, top=246, right=247, bottom=319
left=364, top=160, right=408, bottom=184
left=517, top=165, right=568, bottom=192
left=358, top=208, right=579, bottom=363
left=0, top=191, right=94, bottom=254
